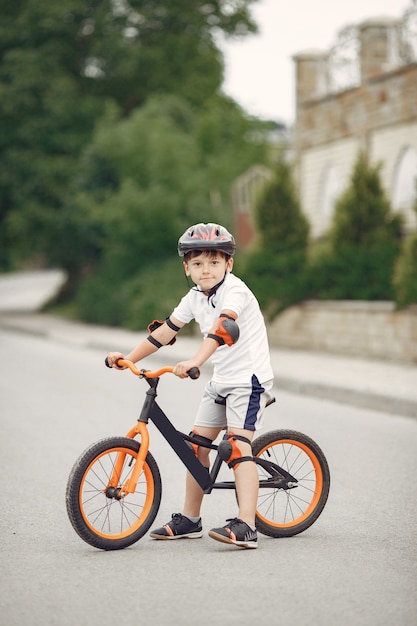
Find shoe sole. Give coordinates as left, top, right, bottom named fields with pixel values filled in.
left=149, top=531, right=203, bottom=540
left=208, top=530, right=257, bottom=549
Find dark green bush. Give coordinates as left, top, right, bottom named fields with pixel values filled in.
left=309, top=243, right=401, bottom=300
left=393, top=191, right=417, bottom=307
left=241, top=156, right=309, bottom=317
left=393, top=235, right=417, bottom=307
left=75, top=256, right=189, bottom=330
left=241, top=247, right=308, bottom=318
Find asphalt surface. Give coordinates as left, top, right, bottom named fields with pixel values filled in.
left=1, top=271, right=417, bottom=626
left=1, top=328, right=417, bottom=626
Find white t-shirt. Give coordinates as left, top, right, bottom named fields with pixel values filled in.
left=171, top=273, right=273, bottom=385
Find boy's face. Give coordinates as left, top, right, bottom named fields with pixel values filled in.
left=184, top=251, right=233, bottom=293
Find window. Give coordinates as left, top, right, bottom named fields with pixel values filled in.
left=320, top=164, right=342, bottom=219
left=392, top=146, right=417, bottom=224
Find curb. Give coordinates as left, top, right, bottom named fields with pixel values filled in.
left=272, top=376, right=417, bottom=419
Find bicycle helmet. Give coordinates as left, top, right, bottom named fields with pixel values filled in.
left=178, top=223, right=236, bottom=257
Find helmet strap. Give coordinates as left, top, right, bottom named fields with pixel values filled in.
left=206, top=273, right=226, bottom=307
left=191, top=272, right=227, bottom=307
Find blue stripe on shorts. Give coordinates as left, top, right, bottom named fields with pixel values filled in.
left=244, top=375, right=265, bottom=431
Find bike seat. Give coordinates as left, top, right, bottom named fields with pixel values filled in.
left=215, top=395, right=276, bottom=407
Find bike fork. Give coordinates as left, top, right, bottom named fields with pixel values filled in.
left=106, top=422, right=150, bottom=497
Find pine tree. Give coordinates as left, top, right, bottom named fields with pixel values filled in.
left=241, top=156, right=309, bottom=316
left=311, top=152, right=403, bottom=300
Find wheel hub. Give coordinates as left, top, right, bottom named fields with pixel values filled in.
left=105, top=486, right=123, bottom=500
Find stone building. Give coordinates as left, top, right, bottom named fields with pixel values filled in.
left=293, top=5, right=417, bottom=238
left=233, top=3, right=417, bottom=246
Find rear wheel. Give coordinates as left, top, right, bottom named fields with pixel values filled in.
left=252, top=429, right=330, bottom=537
left=66, top=437, right=161, bottom=550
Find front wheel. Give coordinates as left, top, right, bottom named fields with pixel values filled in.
left=66, top=437, right=162, bottom=550
left=252, top=429, right=330, bottom=538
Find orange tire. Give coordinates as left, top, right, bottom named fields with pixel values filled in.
left=66, top=437, right=161, bottom=550
left=252, top=429, right=330, bottom=537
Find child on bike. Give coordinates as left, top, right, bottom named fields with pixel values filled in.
left=106, top=223, right=273, bottom=549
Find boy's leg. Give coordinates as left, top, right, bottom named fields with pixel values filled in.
left=215, top=377, right=273, bottom=526
left=183, top=381, right=225, bottom=516
left=149, top=425, right=221, bottom=540
left=149, top=381, right=225, bottom=540
left=208, top=378, right=273, bottom=548
left=208, top=429, right=258, bottom=548
left=183, top=426, right=222, bottom=517
left=228, top=428, right=257, bottom=527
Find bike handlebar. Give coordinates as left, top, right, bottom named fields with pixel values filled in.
left=104, top=357, right=200, bottom=380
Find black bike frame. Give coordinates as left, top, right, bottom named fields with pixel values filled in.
left=137, top=375, right=297, bottom=494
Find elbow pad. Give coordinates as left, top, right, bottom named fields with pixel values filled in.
left=207, top=314, right=240, bottom=347
left=147, top=317, right=180, bottom=346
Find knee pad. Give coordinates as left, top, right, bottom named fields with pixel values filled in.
left=217, top=432, right=254, bottom=470
left=187, top=430, right=214, bottom=457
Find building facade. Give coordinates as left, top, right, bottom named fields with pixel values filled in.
left=293, top=5, right=417, bottom=238
left=233, top=4, right=417, bottom=246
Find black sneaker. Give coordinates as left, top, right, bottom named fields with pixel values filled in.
left=208, top=518, right=258, bottom=549
left=149, top=513, right=203, bottom=540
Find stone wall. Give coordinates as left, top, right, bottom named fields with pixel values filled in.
left=267, top=301, right=417, bottom=363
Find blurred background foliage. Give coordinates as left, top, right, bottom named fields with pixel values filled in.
left=69, top=94, right=271, bottom=327
left=0, top=0, right=274, bottom=326
left=243, top=151, right=415, bottom=313
left=307, top=152, right=403, bottom=302
left=240, top=155, right=310, bottom=318
left=393, top=190, right=417, bottom=308
left=1, top=0, right=415, bottom=328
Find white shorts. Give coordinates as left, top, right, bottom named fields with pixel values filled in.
left=194, top=376, right=274, bottom=432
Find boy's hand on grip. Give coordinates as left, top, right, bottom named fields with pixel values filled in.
left=105, top=352, right=127, bottom=369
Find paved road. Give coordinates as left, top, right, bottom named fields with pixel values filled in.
left=1, top=329, right=417, bottom=626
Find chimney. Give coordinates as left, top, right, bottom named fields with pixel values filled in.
left=358, top=17, right=400, bottom=80
left=293, top=50, right=328, bottom=107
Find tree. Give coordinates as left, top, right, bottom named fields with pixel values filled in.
left=240, top=155, right=310, bottom=316
left=71, top=94, right=271, bottom=327
left=0, top=0, right=259, bottom=270
left=310, top=152, right=403, bottom=300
